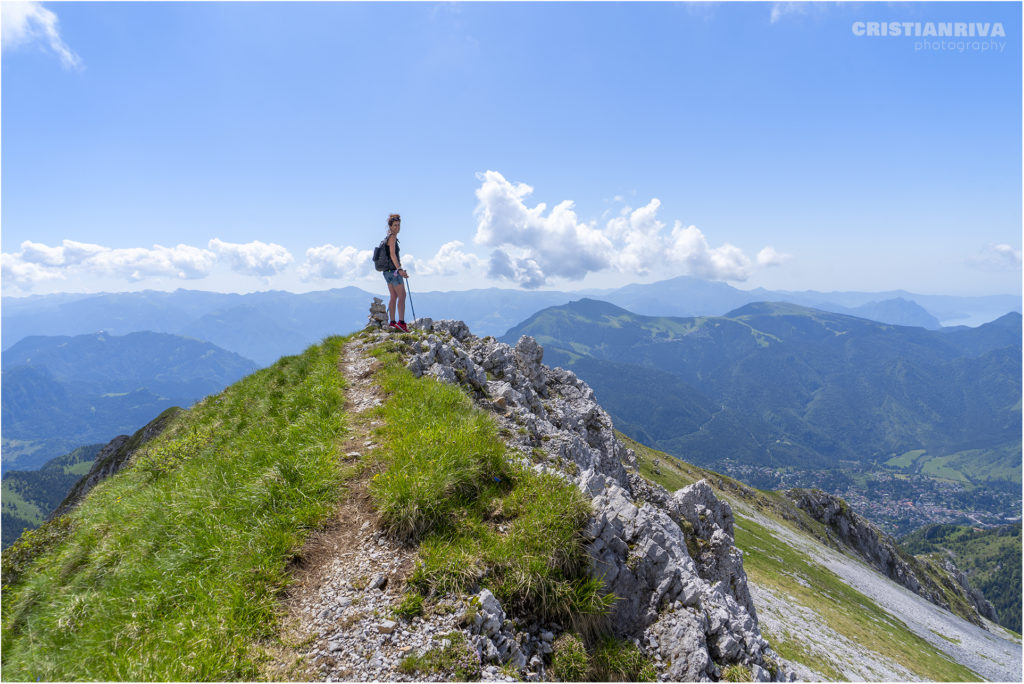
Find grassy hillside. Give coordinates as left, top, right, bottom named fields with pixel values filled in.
left=902, top=523, right=1022, bottom=633
left=2, top=337, right=351, bottom=680
left=367, top=338, right=613, bottom=634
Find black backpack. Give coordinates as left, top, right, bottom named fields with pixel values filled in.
left=372, top=238, right=395, bottom=271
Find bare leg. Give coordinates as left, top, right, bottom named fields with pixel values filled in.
left=387, top=282, right=399, bottom=321
left=395, top=283, right=406, bottom=321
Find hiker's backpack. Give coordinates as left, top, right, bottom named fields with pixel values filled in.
left=372, top=238, right=394, bottom=271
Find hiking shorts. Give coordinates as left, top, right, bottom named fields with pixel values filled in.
left=383, top=269, right=404, bottom=286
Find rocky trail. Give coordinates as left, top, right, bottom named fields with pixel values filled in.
left=266, top=306, right=799, bottom=682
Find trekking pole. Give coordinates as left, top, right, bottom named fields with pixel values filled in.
left=405, top=276, right=417, bottom=321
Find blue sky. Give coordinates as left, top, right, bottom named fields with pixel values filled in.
left=2, top=1, right=1020, bottom=297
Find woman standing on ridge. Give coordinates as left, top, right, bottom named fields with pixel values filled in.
left=383, top=213, right=409, bottom=332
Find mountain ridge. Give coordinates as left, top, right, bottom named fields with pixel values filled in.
left=2, top=307, right=1019, bottom=681
left=1, top=331, right=258, bottom=472
left=500, top=298, right=1022, bottom=535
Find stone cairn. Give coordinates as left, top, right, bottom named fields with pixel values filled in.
left=368, top=297, right=389, bottom=329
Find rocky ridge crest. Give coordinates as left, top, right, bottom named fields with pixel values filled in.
left=373, top=301, right=794, bottom=681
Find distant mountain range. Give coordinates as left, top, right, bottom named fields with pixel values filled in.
left=500, top=299, right=1021, bottom=491
left=3, top=279, right=1019, bottom=365
left=1, top=332, right=257, bottom=472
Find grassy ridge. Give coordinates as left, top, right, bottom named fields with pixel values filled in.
left=367, top=340, right=612, bottom=632
left=1, top=337, right=351, bottom=681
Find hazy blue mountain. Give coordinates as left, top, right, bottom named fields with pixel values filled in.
left=841, top=298, right=942, bottom=329
left=501, top=299, right=1021, bottom=481
left=2, top=332, right=257, bottom=472
left=742, top=287, right=1021, bottom=328
left=3, top=281, right=1018, bottom=365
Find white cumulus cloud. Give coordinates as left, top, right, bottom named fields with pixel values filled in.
left=605, top=199, right=668, bottom=276
left=2, top=240, right=216, bottom=289
left=665, top=223, right=752, bottom=281
left=301, top=243, right=374, bottom=280
left=20, top=239, right=110, bottom=266
left=473, top=170, right=613, bottom=288
left=411, top=241, right=486, bottom=277
left=1, top=1, right=83, bottom=70
left=209, top=238, right=294, bottom=277
left=88, top=244, right=217, bottom=280
left=757, top=246, right=793, bottom=267
left=473, top=171, right=780, bottom=287
left=2, top=252, right=64, bottom=289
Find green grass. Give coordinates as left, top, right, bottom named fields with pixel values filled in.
left=63, top=459, right=96, bottom=476
left=398, top=630, right=481, bottom=681
left=734, top=515, right=980, bottom=681
left=0, top=487, right=46, bottom=526
left=885, top=449, right=927, bottom=469
left=368, top=341, right=613, bottom=633
left=1, top=336, right=353, bottom=681
left=761, top=626, right=845, bottom=681
left=590, top=636, right=657, bottom=681
left=551, top=633, right=589, bottom=681
left=721, top=663, right=752, bottom=682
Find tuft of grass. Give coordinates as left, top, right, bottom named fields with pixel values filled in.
left=721, top=663, right=752, bottom=682
left=1, top=337, right=353, bottom=681
left=591, top=636, right=657, bottom=682
left=551, top=633, right=590, bottom=682
left=397, top=630, right=480, bottom=681
left=368, top=345, right=614, bottom=630
left=393, top=590, right=425, bottom=619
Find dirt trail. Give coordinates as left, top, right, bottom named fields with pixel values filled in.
left=262, top=338, right=470, bottom=682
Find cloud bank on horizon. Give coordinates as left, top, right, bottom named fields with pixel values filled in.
left=4, top=168, right=1021, bottom=295
left=2, top=171, right=794, bottom=293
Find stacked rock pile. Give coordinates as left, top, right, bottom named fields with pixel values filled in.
left=367, top=297, right=389, bottom=329
left=361, top=303, right=796, bottom=681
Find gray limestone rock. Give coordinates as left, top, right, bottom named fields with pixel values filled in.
left=362, top=302, right=793, bottom=681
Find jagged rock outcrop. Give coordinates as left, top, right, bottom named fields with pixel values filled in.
left=48, top=407, right=181, bottom=520
left=941, top=556, right=999, bottom=623
left=383, top=310, right=794, bottom=681
left=786, top=487, right=996, bottom=627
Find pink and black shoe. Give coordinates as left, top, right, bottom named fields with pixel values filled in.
left=396, top=320, right=410, bottom=333
left=389, top=321, right=402, bottom=331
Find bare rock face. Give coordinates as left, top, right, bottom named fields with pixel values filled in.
left=382, top=309, right=792, bottom=681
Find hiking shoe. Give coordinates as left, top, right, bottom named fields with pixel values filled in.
left=389, top=321, right=402, bottom=331
left=397, top=320, right=410, bottom=333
